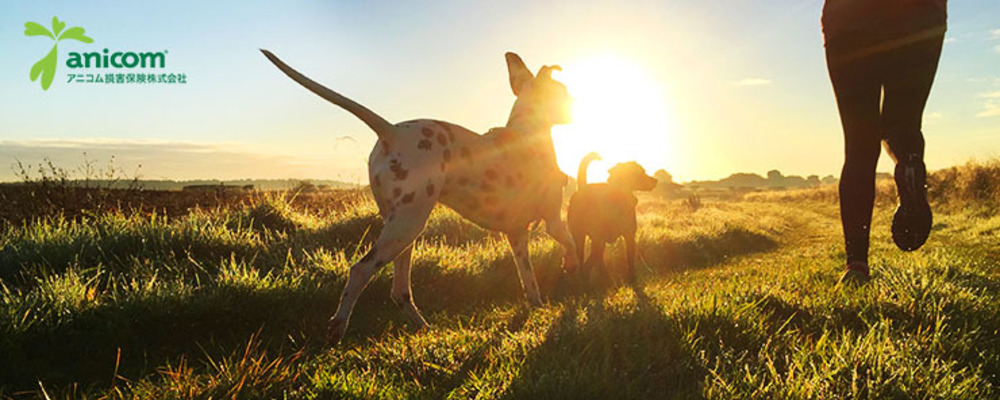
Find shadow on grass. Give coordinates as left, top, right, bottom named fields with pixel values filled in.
left=283, top=206, right=496, bottom=256
left=496, top=289, right=707, bottom=399
left=345, top=222, right=782, bottom=342
left=284, top=213, right=382, bottom=254
left=0, top=279, right=338, bottom=394
left=0, top=208, right=781, bottom=396
left=641, top=227, right=779, bottom=274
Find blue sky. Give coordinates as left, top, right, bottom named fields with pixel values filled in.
left=1, top=1, right=998, bottom=182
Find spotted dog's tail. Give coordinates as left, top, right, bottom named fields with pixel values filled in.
left=261, top=49, right=396, bottom=140
left=577, top=152, right=602, bottom=186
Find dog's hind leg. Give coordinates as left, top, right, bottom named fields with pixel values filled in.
left=545, top=217, right=580, bottom=273
left=570, top=225, right=586, bottom=276
left=391, top=245, right=429, bottom=329
left=505, top=230, right=543, bottom=307
left=624, top=234, right=637, bottom=283
left=588, top=240, right=607, bottom=280
left=328, top=203, right=434, bottom=345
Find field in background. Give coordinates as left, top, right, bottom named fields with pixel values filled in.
left=0, top=160, right=998, bottom=399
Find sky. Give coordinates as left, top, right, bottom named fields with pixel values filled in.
left=1, top=0, right=998, bottom=183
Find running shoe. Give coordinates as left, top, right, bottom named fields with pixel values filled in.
left=892, top=156, right=932, bottom=251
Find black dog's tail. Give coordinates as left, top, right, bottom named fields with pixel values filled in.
left=577, top=152, right=602, bottom=186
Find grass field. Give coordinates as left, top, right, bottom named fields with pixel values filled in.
left=1, top=161, right=998, bottom=399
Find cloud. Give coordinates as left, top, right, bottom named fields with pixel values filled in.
left=966, top=77, right=1000, bottom=85
left=0, top=139, right=364, bottom=182
left=733, top=78, right=772, bottom=86
left=977, top=100, right=1000, bottom=118
left=975, top=91, right=1000, bottom=118
left=943, top=37, right=958, bottom=44
left=992, top=28, right=1000, bottom=39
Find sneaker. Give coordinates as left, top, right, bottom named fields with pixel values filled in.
left=838, top=261, right=871, bottom=286
left=892, top=156, right=933, bottom=251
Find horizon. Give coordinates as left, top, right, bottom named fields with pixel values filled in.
left=0, top=160, right=917, bottom=187
left=2, top=1, right=999, bottom=183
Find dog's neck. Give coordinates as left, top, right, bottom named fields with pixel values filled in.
left=505, top=102, right=551, bottom=136
left=502, top=101, right=564, bottom=182
left=607, top=177, right=637, bottom=194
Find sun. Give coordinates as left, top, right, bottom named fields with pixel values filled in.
left=551, top=54, right=679, bottom=183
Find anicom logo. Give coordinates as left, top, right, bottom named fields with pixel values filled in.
left=24, top=16, right=93, bottom=90
left=25, top=16, right=178, bottom=90
left=67, top=49, right=167, bottom=69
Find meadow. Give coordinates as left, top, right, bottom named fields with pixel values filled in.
left=0, top=160, right=998, bottom=399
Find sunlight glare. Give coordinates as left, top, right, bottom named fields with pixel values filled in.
left=552, top=54, right=679, bottom=184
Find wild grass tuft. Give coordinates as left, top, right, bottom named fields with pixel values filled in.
left=120, top=332, right=305, bottom=400
left=1, top=164, right=998, bottom=398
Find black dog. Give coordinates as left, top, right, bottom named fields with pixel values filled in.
left=567, top=152, right=657, bottom=282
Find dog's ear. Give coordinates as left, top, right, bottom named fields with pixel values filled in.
left=506, top=52, right=533, bottom=96
left=536, top=65, right=561, bottom=80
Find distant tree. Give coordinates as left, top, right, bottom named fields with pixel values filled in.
left=654, top=169, right=674, bottom=184
left=807, top=175, right=821, bottom=187
left=783, top=175, right=807, bottom=188
left=293, top=180, right=317, bottom=193
left=721, top=173, right=767, bottom=188
left=767, top=169, right=783, bottom=181
left=653, top=169, right=683, bottom=198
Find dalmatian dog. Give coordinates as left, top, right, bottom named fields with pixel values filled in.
left=261, top=50, right=579, bottom=345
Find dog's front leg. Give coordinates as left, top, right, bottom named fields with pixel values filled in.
left=504, top=230, right=543, bottom=307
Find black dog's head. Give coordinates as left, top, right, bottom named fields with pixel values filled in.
left=607, top=161, right=658, bottom=192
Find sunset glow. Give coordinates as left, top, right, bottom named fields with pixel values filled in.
left=2, top=2, right=997, bottom=183
left=552, top=54, right=679, bottom=183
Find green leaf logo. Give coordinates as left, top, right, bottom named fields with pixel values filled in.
left=24, top=16, right=94, bottom=91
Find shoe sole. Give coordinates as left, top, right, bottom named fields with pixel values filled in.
left=892, top=160, right=932, bottom=251
left=892, top=202, right=931, bottom=251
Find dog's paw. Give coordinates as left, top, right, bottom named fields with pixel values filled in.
left=561, top=255, right=579, bottom=274
left=327, top=318, right=348, bottom=347
left=409, top=313, right=430, bottom=331
left=407, top=319, right=432, bottom=333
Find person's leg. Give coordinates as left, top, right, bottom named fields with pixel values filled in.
left=826, top=34, right=884, bottom=274
left=880, top=32, right=944, bottom=162
left=881, top=21, right=945, bottom=251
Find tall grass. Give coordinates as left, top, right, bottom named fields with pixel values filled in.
left=745, top=158, right=1000, bottom=214
left=0, top=160, right=998, bottom=398
left=929, top=158, right=1000, bottom=213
